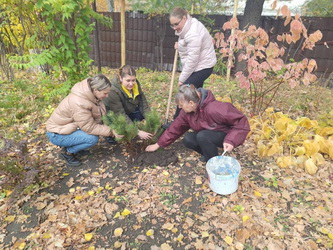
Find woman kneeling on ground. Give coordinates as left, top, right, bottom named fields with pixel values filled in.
left=145, top=84, right=250, bottom=162
left=103, top=65, right=153, bottom=141
left=46, top=74, right=122, bottom=167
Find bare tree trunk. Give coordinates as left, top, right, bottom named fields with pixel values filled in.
left=240, top=0, right=265, bottom=29
left=235, top=0, right=265, bottom=73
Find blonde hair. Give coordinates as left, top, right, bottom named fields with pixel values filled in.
left=170, top=7, right=188, bottom=19
left=88, top=74, right=111, bottom=91
left=175, top=84, right=200, bottom=104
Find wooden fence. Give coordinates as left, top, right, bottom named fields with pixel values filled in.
left=89, top=12, right=333, bottom=78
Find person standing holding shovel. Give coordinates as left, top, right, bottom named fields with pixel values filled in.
left=146, top=84, right=250, bottom=163
left=166, top=7, right=217, bottom=124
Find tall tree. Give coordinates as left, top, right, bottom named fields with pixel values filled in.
left=240, top=0, right=265, bottom=29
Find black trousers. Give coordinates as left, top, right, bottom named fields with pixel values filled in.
left=183, top=130, right=227, bottom=162
left=174, top=67, right=214, bottom=119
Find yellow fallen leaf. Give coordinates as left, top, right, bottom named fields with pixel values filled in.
left=88, top=191, right=95, bottom=196
left=5, top=189, right=13, bottom=196
left=305, top=158, right=318, bottom=175
left=142, top=168, right=148, bottom=173
left=328, top=233, right=333, bottom=240
left=224, top=236, right=233, bottom=245
left=121, top=208, right=131, bottom=216
left=18, top=242, right=26, bottom=250
left=114, top=212, right=120, bottom=218
left=254, top=190, right=262, bottom=197
left=202, top=231, right=209, bottom=238
left=85, top=233, right=93, bottom=241
left=146, top=229, right=154, bottom=236
left=75, top=195, right=83, bottom=200
left=5, top=215, right=16, bottom=223
left=69, top=188, right=75, bottom=193
left=195, top=176, right=202, bottom=185
left=171, top=228, right=178, bottom=233
left=176, top=233, right=184, bottom=242
left=105, top=184, right=112, bottom=190
left=62, top=173, right=70, bottom=176
left=114, top=228, right=123, bottom=237
left=42, top=233, right=52, bottom=239
left=242, top=215, right=250, bottom=223
left=92, top=171, right=99, bottom=176
left=97, top=187, right=104, bottom=193
left=87, top=246, right=95, bottom=250
left=162, top=170, right=169, bottom=176
left=114, top=241, right=123, bottom=248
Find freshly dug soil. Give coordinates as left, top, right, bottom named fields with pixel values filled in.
left=134, top=149, right=178, bottom=166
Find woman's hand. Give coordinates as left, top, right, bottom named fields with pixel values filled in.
left=174, top=42, right=178, bottom=49
left=146, top=143, right=160, bottom=152
left=112, top=130, right=124, bottom=140
left=223, top=142, right=234, bottom=152
left=138, top=130, right=153, bottom=140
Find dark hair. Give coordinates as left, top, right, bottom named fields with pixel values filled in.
left=170, top=7, right=188, bottom=19
left=118, top=65, right=136, bottom=80
left=87, top=74, right=111, bottom=91
left=175, top=84, right=200, bottom=104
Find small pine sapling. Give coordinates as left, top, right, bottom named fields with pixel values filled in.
left=102, top=111, right=138, bottom=143
left=137, top=109, right=164, bottom=143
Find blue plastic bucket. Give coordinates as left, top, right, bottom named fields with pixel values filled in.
left=206, top=155, right=241, bottom=195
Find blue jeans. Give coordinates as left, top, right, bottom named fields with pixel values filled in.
left=46, top=130, right=99, bottom=154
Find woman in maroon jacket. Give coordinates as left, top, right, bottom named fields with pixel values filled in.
left=146, top=85, right=250, bottom=162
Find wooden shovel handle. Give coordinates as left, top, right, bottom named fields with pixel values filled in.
left=165, top=49, right=178, bottom=123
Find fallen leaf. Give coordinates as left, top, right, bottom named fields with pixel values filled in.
left=254, top=190, right=262, bottom=197
left=84, top=233, right=93, bottom=241
left=224, top=236, right=233, bottom=245
left=114, top=241, right=123, bottom=248
left=201, top=231, right=209, bottom=238
left=162, top=222, right=174, bottom=230
left=5, top=215, right=16, bottom=223
left=242, top=215, right=250, bottom=223
left=121, top=208, right=131, bottom=216
left=161, top=243, right=173, bottom=250
left=146, top=229, right=154, bottom=236
left=114, top=228, right=123, bottom=237
left=181, top=197, right=192, bottom=205
left=195, top=176, right=202, bottom=185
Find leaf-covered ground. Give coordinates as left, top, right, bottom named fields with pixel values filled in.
left=1, top=69, right=333, bottom=249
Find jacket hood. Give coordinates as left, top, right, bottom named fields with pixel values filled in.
left=71, top=79, right=98, bottom=104
left=197, top=88, right=215, bottom=110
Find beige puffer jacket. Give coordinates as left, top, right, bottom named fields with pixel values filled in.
left=176, top=15, right=217, bottom=83
left=46, top=79, right=111, bottom=136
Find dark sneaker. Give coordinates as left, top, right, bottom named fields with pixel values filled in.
left=77, top=150, right=91, bottom=157
left=105, top=136, right=117, bottom=145
left=59, top=152, right=82, bottom=167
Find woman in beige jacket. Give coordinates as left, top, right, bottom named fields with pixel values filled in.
left=46, top=74, right=120, bottom=167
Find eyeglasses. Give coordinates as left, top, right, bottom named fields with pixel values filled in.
left=170, top=17, right=184, bottom=28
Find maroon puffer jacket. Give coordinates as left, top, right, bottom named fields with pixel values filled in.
left=158, top=88, right=250, bottom=148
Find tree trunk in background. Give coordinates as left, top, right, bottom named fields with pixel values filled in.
left=240, top=0, right=265, bottom=29
left=235, top=0, right=265, bottom=73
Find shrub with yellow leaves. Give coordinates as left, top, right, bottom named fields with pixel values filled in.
left=250, top=107, right=333, bottom=174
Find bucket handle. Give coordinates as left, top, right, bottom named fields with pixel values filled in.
left=221, top=150, right=227, bottom=156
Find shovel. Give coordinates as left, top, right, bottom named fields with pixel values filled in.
left=162, top=49, right=178, bottom=129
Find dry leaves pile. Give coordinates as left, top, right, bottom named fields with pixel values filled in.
left=1, top=137, right=333, bottom=249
